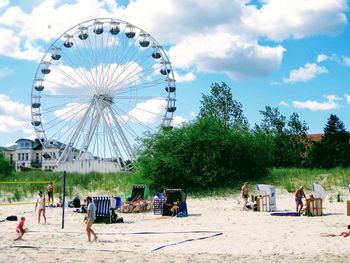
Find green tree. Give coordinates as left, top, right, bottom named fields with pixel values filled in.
left=0, top=150, right=14, bottom=178
left=136, top=117, right=273, bottom=191
left=256, top=107, right=309, bottom=167
left=198, top=82, right=248, bottom=129
left=308, top=114, right=350, bottom=168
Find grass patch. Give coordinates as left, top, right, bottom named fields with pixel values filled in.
left=0, top=170, right=148, bottom=203
left=1, top=167, right=350, bottom=202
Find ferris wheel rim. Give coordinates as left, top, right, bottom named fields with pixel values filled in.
left=30, top=17, right=177, bottom=167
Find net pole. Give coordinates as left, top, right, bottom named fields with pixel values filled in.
left=61, top=171, right=67, bottom=229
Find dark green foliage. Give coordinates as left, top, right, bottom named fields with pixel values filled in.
left=307, top=114, right=350, bottom=168
left=256, top=107, right=309, bottom=167
left=137, top=117, right=273, bottom=192
left=0, top=151, right=14, bottom=178
left=198, top=82, right=248, bottom=129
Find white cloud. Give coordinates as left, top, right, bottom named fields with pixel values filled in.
left=128, top=97, right=167, bottom=125
left=169, top=32, right=285, bottom=80
left=0, top=94, right=33, bottom=135
left=173, top=71, right=196, bottom=83
left=279, top=101, right=289, bottom=107
left=0, top=28, right=43, bottom=60
left=343, top=57, right=350, bottom=67
left=0, top=0, right=9, bottom=9
left=317, top=54, right=329, bottom=63
left=0, top=67, right=12, bottom=78
left=283, top=63, right=328, bottom=84
left=0, top=0, right=346, bottom=80
left=344, top=94, right=350, bottom=104
left=292, top=94, right=341, bottom=111
left=172, top=115, right=188, bottom=127
left=242, top=0, right=348, bottom=41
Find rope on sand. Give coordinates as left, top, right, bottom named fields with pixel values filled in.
left=151, top=232, right=223, bottom=251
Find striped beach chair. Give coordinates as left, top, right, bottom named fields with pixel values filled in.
left=92, top=196, right=120, bottom=223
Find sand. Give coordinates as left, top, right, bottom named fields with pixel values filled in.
left=1, top=191, right=350, bottom=263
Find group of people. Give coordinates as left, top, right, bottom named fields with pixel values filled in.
left=240, top=182, right=310, bottom=215
left=14, top=180, right=97, bottom=242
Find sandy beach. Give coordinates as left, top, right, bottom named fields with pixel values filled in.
left=1, top=191, right=350, bottom=263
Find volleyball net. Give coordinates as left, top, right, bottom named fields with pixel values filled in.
left=0, top=180, right=55, bottom=206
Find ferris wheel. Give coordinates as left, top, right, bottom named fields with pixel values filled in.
left=30, top=18, right=176, bottom=169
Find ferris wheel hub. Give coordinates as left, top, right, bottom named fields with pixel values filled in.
left=94, top=94, right=113, bottom=107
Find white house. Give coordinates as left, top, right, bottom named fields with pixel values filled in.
left=2, top=138, right=120, bottom=173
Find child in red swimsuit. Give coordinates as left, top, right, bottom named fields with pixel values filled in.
left=14, top=217, right=25, bottom=241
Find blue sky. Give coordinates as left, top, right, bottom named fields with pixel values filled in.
left=0, top=0, right=349, bottom=148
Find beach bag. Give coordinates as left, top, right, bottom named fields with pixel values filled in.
left=6, top=215, right=18, bottom=221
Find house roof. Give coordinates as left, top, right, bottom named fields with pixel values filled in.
left=307, top=133, right=323, bottom=142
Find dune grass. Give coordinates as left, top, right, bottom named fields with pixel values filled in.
left=0, top=170, right=149, bottom=203
left=1, top=167, right=350, bottom=202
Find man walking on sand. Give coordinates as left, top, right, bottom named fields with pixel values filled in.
left=241, top=182, right=249, bottom=211
left=85, top=196, right=97, bottom=242
left=295, top=186, right=306, bottom=214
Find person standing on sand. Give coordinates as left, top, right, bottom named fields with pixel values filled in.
left=85, top=196, right=97, bottom=242
left=295, top=186, right=306, bottom=214
left=35, top=191, right=47, bottom=224
left=47, top=182, right=54, bottom=205
left=241, top=182, right=249, bottom=211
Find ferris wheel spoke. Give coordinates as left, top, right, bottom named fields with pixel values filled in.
left=69, top=37, right=99, bottom=93
left=41, top=102, right=90, bottom=137
left=112, top=77, right=164, bottom=97
left=107, top=106, right=135, bottom=160
left=58, top=101, right=95, bottom=163
left=39, top=98, right=89, bottom=115
left=108, top=106, right=140, bottom=139
left=100, top=110, right=125, bottom=166
left=48, top=63, right=92, bottom=92
left=112, top=103, right=156, bottom=132
left=100, top=30, right=119, bottom=93
left=109, top=62, right=163, bottom=95
left=58, top=39, right=96, bottom=87
left=104, top=30, right=141, bottom=90
left=105, top=47, right=153, bottom=94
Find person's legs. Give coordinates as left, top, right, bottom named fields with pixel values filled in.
left=242, top=197, right=248, bottom=211
left=86, top=221, right=97, bottom=241
left=38, top=209, right=42, bottom=223
left=43, top=209, right=46, bottom=224
left=14, top=229, right=23, bottom=240
left=299, top=201, right=303, bottom=214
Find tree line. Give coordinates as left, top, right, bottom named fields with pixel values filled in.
left=136, top=82, right=350, bottom=191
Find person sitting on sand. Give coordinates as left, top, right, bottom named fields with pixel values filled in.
left=295, top=186, right=306, bottom=214
left=14, top=217, right=26, bottom=241
left=56, top=196, right=62, bottom=208
left=171, top=199, right=180, bottom=216
left=241, top=182, right=249, bottom=211
left=35, top=191, right=46, bottom=224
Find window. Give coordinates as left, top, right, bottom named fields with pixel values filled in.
left=21, top=153, right=25, bottom=161
left=25, top=153, right=29, bottom=161
left=10, top=154, right=13, bottom=162
left=36, top=153, right=39, bottom=163
left=17, top=153, right=20, bottom=161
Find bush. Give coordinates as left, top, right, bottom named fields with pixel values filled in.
left=136, top=117, right=273, bottom=192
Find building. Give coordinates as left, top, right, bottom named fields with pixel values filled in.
left=2, top=138, right=73, bottom=171
left=1, top=138, right=121, bottom=173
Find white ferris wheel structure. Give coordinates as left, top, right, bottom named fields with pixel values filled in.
left=30, top=18, right=176, bottom=171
